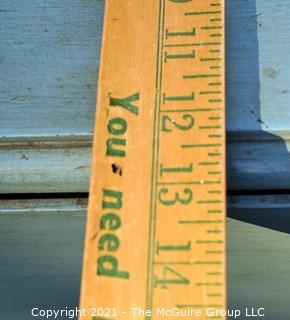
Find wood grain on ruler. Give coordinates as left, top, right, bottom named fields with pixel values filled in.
left=79, top=0, right=226, bottom=319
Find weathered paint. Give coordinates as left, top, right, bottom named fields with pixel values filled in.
left=1, top=0, right=290, bottom=191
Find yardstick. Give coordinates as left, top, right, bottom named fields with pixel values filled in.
left=79, top=0, right=226, bottom=319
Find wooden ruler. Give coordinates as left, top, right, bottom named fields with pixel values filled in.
left=79, top=0, right=226, bottom=319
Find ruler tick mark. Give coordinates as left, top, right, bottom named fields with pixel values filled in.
left=208, top=190, right=222, bottom=194
left=207, top=230, right=223, bottom=234
left=207, top=293, right=223, bottom=297
left=200, top=91, right=222, bottom=95
left=208, top=152, right=222, bottom=157
left=198, top=200, right=222, bottom=204
left=165, top=50, right=195, bottom=62
left=179, top=219, right=223, bottom=224
left=207, top=250, right=223, bottom=254
left=209, top=116, right=222, bottom=120
left=208, top=170, right=222, bottom=174
left=158, top=181, right=203, bottom=185
left=182, top=143, right=222, bottom=148
left=210, top=33, right=222, bottom=37
left=198, top=161, right=221, bottom=165
left=197, top=240, right=224, bottom=244
left=163, top=92, right=194, bottom=103
left=183, top=73, right=221, bottom=79
left=164, top=42, right=221, bottom=48
left=200, top=125, right=222, bottom=129
left=160, top=108, right=220, bottom=113
left=185, top=11, right=222, bottom=16
left=208, top=210, right=223, bottom=214
left=207, top=272, right=223, bottom=276
left=166, top=28, right=195, bottom=38
left=209, top=82, right=222, bottom=86
left=201, top=26, right=223, bottom=30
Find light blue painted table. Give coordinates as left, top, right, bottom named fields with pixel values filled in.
left=0, top=1, right=290, bottom=319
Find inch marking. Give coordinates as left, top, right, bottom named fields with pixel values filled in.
left=201, top=58, right=222, bottom=61
left=200, top=91, right=222, bottom=95
left=207, top=230, right=223, bottom=234
left=185, top=11, right=222, bottom=16
left=197, top=240, right=224, bottom=244
left=154, top=260, right=221, bottom=265
left=209, top=116, right=222, bottom=120
left=208, top=170, right=222, bottom=174
left=163, top=92, right=194, bottom=102
left=210, top=33, right=222, bottom=37
left=164, top=42, right=221, bottom=48
left=165, top=50, right=195, bottom=62
left=208, top=152, right=221, bottom=157
left=198, top=161, right=220, bottom=165
left=206, top=250, right=223, bottom=254
left=182, top=143, right=222, bottom=148
left=209, top=82, right=222, bottom=86
left=208, top=190, right=222, bottom=194
left=208, top=135, right=222, bottom=139
left=201, top=26, right=223, bottom=30
left=183, top=73, right=221, bottom=79
left=207, top=272, right=223, bottom=276
left=158, top=180, right=220, bottom=185
left=150, top=0, right=225, bottom=314
left=179, top=220, right=223, bottom=224
left=208, top=210, right=223, bottom=214
left=161, top=108, right=220, bottom=113
left=166, top=28, right=195, bottom=38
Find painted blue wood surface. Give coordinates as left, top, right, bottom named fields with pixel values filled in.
left=0, top=0, right=103, bottom=138
left=1, top=197, right=290, bottom=319
left=1, top=0, right=290, bottom=191
left=226, top=0, right=290, bottom=189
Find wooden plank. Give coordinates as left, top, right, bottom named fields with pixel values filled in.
left=0, top=0, right=104, bottom=138
left=1, top=134, right=290, bottom=193
left=226, top=0, right=290, bottom=190
left=1, top=0, right=290, bottom=192
left=0, top=138, right=91, bottom=193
